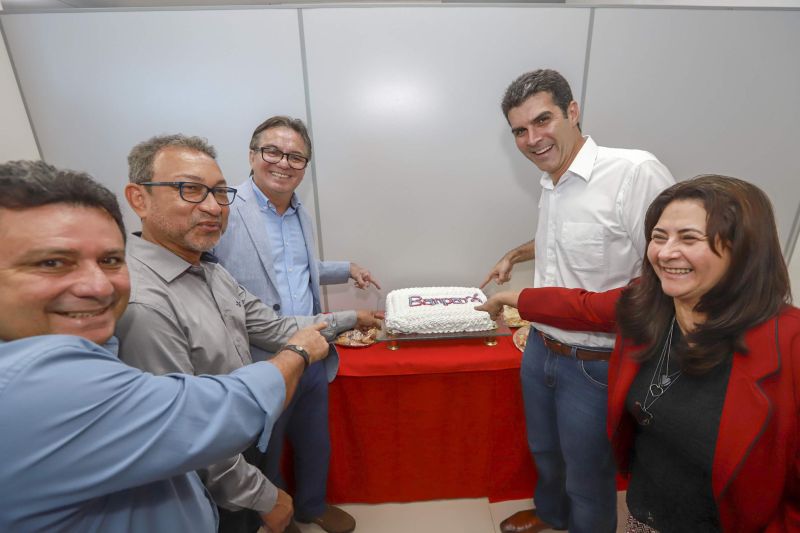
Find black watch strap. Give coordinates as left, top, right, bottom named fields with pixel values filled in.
left=280, top=344, right=310, bottom=370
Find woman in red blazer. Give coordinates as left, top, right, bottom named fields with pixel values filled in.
left=479, top=176, right=799, bottom=532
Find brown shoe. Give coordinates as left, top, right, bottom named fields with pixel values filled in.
left=499, top=509, right=553, bottom=533
left=297, top=505, right=356, bottom=533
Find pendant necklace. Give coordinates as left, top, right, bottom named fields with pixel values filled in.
left=633, top=317, right=682, bottom=426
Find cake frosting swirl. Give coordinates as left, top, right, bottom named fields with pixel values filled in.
left=385, top=286, right=496, bottom=334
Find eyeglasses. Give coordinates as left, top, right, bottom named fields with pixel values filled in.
left=140, top=181, right=237, bottom=206
left=253, top=146, right=310, bottom=170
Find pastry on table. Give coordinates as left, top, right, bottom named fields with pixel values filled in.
left=513, top=325, right=530, bottom=352
left=503, top=305, right=530, bottom=328
left=334, top=327, right=379, bottom=347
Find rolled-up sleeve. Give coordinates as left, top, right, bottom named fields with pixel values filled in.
left=318, top=260, right=351, bottom=285
left=240, top=282, right=357, bottom=347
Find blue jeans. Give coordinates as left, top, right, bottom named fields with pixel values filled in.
left=262, top=359, right=330, bottom=520
left=520, top=330, right=617, bottom=533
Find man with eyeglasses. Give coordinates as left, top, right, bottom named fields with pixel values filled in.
left=116, top=134, right=382, bottom=533
left=213, top=116, right=378, bottom=533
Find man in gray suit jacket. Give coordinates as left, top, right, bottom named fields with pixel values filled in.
left=215, top=116, right=380, bottom=533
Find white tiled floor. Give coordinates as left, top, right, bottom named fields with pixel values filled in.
left=289, top=492, right=629, bottom=533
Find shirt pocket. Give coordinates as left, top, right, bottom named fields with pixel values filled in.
left=559, top=222, right=606, bottom=272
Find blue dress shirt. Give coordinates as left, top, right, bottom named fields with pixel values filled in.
left=251, top=181, right=314, bottom=316
left=0, top=335, right=286, bottom=532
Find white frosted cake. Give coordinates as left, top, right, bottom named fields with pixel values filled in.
left=384, top=287, right=496, bottom=334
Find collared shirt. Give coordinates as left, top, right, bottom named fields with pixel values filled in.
left=0, top=334, right=285, bottom=532
left=116, top=235, right=356, bottom=513
left=251, top=182, right=313, bottom=316
left=534, top=136, right=674, bottom=348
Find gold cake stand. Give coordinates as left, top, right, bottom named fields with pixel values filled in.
left=376, top=318, right=512, bottom=350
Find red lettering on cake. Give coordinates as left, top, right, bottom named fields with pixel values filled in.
left=407, top=294, right=483, bottom=307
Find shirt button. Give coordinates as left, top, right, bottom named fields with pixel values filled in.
left=288, top=268, right=293, bottom=272
left=273, top=303, right=281, bottom=311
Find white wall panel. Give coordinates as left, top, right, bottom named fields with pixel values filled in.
left=304, top=6, right=591, bottom=311
left=4, top=5, right=798, bottom=315
left=0, top=26, right=39, bottom=161
left=1, top=9, right=309, bottom=230
left=583, top=8, right=800, bottom=249
left=790, top=235, right=800, bottom=297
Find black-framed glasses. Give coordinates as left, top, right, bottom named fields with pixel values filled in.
left=141, top=181, right=237, bottom=206
left=253, top=146, right=310, bottom=170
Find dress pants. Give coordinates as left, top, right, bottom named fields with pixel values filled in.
left=262, top=359, right=330, bottom=521
left=520, top=330, right=617, bottom=533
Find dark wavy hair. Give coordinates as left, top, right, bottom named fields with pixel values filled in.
left=616, top=175, right=791, bottom=374
left=0, top=160, right=126, bottom=240
left=501, top=69, right=574, bottom=120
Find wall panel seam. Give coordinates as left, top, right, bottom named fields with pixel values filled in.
left=784, top=201, right=800, bottom=262
left=580, top=7, right=594, bottom=117
left=0, top=17, right=43, bottom=160
left=297, top=8, right=332, bottom=310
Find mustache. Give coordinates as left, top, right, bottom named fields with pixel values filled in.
left=193, top=216, right=223, bottom=225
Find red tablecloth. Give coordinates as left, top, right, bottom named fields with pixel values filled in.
left=326, top=335, right=537, bottom=503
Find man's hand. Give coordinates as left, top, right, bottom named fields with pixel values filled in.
left=350, top=262, right=381, bottom=290
left=286, top=323, right=330, bottom=364
left=356, top=310, right=384, bottom=331
left=480, top=256, right=514, bottom=289
left=474, top=291, right=521, bottom=321
left=260, top=489, right=293, bottom=533
left=480, top=240, right=535, bottom=289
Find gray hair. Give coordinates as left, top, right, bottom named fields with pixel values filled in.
left=128, top=134, right=217, bottom=184
left=249, top=116, right=312, bottom=160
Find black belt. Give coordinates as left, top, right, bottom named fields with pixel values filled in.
left=539, top=332, right=611, bottom=362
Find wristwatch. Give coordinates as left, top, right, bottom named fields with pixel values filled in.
left=280, top=344, right=310, bottom=370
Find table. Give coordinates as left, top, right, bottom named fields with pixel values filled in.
left=325, top=335, right=537, bottom=504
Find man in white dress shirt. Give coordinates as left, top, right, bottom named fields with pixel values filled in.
left=481, top=69, right=675, bottom=533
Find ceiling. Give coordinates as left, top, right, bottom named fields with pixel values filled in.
left=0, top=0, right=567, bottom=11
left=2, top=1, right=796, bottom=16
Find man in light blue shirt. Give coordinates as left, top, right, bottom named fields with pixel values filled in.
left=0, top=160, right=331, bottom=532
left=215, top=116, right=380, bottom=533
